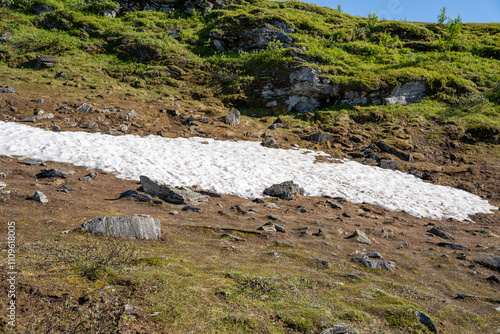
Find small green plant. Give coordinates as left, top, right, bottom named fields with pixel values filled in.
left=368, top=11, right=379, bottom=27
left=0, top=0, right=14, bottom=8
left=438, top=14, right=463, bottom=53
left=337, top=4, right=341, bottom=13
left=437, top=7, right=447, bottom=25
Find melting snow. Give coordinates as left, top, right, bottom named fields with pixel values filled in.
left=0, top=121, right=497, bottom=221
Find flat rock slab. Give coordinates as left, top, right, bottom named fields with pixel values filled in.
left=82, top=215, right=161, bottom=240
left=345, top=229, right=371, bottom=245
left=474, top=256, right=500, bottom=273
left=437, top=242, right=467, bottom=250
left=351, top=257, right=394, bottom=273
left=37, top=168, right=67, bottom=179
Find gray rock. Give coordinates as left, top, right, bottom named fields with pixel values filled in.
left=311, top=258, right=331, bottom=268
left=351, top=257, right=395, bottom=273
left=76, top=103, right=96, bottom=113
left=81, top=215, right=160, bottom=240
left=0, top=181, right=7, bottom=190
left=79, top=176, right=93, bottom=184
left=427, top=227, right=454, bottom=240
left=266, top=100, right=278, bottom=108
left=320, top=323, right=358, bottom=334
left=125, top=109, right=138, bottom=117
left=36, top=54, right=57, bottom=68
left=32, top=191, right=48, bottom=203
left=103, top=8, right=118, bottom=17
left=238, top=24, right=293, bottom=50
left=0, top=85, right=16, bottom=93
left=140, top=175, right=209, bottom=204
left=224, top=108, right=240, bottom=126
left=415, top=311, right=437, bottom=333
left=345, top=229, right=371, bottom=245
left=474, top=256, right=500, bottom=272
left=437, top=242, right=467, bottom=250
left=377, top=141, right=412, bottom=161
left=21, top=159, right=46, bottom=166
left=258, top=225, right=277, bottom=233
left=261, top=138, right=277, bottom=147
left=51, top=125, right=61, bottom=132
left=264, top=202, right=281, bottom=209
left=364, top=252, right=383, bottom=259
left=0, top=35, right=11, bottom=43
left=385, top=81, right=426, bottom=106
left=37, top=169, right=67, bottom=179
left=379, top=159, right=400, bottom=170
left=486, top=275, right=500, bottom=283
left=20, top=116, right=36, bottom=122
left=213, top=39, right=225, bottom=51
left=32, top=4, right=54, bottom=14
left=263, top=181, right=304, bottom=200
left=79, top=120, right=97, bottom=129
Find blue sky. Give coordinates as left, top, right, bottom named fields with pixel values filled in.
left=302, top=0, right=500, bottom=23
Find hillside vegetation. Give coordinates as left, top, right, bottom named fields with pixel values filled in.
left=0, top=0, right=499, bottom=137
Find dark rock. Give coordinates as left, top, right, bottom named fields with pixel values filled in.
left=437, top=242, right=467, bottom=250
left=81, top=215, right=161, bottom=240
left=182, top=206, right=202, bottom=213
left=37, top=169, right=68, bottom=179
left=377, top=141, right=412, bottom=161
left=261, top=138, right=277, bottom=147
left=486, top=275, right=500, bottom=283
left=224, top=108, right=240, bottom=126
left=36, top=54, right=57, bottom=68
left=427, top=227, right=454, bottom=240
left=0, top=85, right=16, bottom=93
left=320, top=323, right=358, bottom=334
left=474, top=256, right=500, bottom=272
left=140, top=175, right=209, bottom=204
left=308, top=131, right=340, bottom=143
left=76, top=103, right=96, bottom=113
left=20, top=159, right=46, bottom=166
left=32, top=191, right=48, bottom=203
left=119, top=190, right=154, bottom=202
left=312, top=228, right=325, bottom=237
left=167, top=29, right=181, bottom=39
left=351, top=257, right=394, bottom=273
left=325, top=200, right=343, bottom=210
left=214, top=24, right=293, bottom=52
left=253, top=198, right=265, bottom=204
left=298, top=206, right=307, bottom=213
left=51, top=125, right=60, bottom=132
left=263, top=181, right=304, bottom=200
left=311, top=258, right=331, bottom=268
left=415, top=311, right=437, bottom=333
left=32, top=4, right=54, bottom=14
left=379, top=159, right=400, bottom=170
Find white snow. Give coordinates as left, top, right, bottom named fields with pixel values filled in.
left=0, top=121, right=497, bottom=221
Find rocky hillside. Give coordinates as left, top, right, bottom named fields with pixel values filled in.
left=0, top=0, right=499, bottom=333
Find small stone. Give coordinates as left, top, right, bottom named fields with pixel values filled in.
left=311, top=258, right=330, bottom=268
left=415, top=311, right=437, bottom=333
left=266, top=100, right=278, bottom=108
left=261, top=138, right=277, bottom=147
left=437, top=242, right=467, bottom=250
left=320, top=323, right=358, bottom=334
left=182, top=206, right=202, bottom=213
left=51, top=124, right=60, bottom=132
left=486, top=275, right=500, bottom=283
left=258, top=225, right=277, bottom=233
left=325, top=200, right=343, bottom=209
left=21, top=159, right=46, bottom=166
left=125, top=109, right=138, bottom=117
left=169, top=211, right=178, bottom=215
left=79, top=176, right=93, bottom=184
left=37, top=169, right=67, bottom=179
left=221, top=233, right=246, bottom=242
left=264, top=203, right=281, bottom=209
left=76, top=103, right=95, bottom=113
left=263, top=180, right=304, bottom=200
left=312, top=228, right=325, bottom=237
left=79, top=120, right=97, bottom=129
left=0, top=85, right=15, bottom=93
left=32, top=191, right=48, bottom=203
left=351, top=257, right=394, bottom=273
left=364, top=252, right=383, bottom=259
left=379, top=159, right=399, bottom=170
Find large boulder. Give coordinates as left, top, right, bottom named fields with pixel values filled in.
left=82, top=215, right=161, bottom=240
left=263, top=181, right=304, bottom=200
left=474, top=256, right=500, bottom=272
left=140, top=175, right=209, bottom=204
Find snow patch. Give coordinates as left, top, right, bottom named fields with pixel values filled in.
left=0, top=121, right=496, bottom=221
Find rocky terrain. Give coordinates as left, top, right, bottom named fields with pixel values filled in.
left=0, top=0, right=499, bottom=333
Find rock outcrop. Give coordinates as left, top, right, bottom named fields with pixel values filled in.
left=385, top=81, right=426, bottom=106
left=263, top=181, right=304, bottom=200
left=82, top=214, right=161, bottom=240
